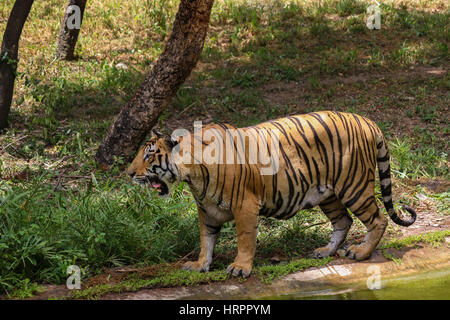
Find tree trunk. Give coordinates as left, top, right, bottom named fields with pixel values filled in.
left=0, top=0, right=34, bottom=131
left=95, top=0, right=215, bottom=166
left=56, top=0, right=87, bottom=60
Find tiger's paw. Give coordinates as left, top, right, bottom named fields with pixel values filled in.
left=226, top=262, right=252, bottom=278
left=182, top=260, right=209, bottom=273
left=312, top=246, right=335, bottom=259
left=345, top=244, right=372, bottom=261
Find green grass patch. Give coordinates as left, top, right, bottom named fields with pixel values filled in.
left=70, top=256, right=332, bottom=299
left=389, top=137, right=449, bottom=179
left=381, top=249, right=403, bottom=265
left=71, top=268, right=229, bottom=300
left=256, top=257, right=332, bottom=284
left=0, top=177, right=199, bottom=295
left=380, top=230, right=450, bottom=250
left=335, top=0, right=366, bottom=17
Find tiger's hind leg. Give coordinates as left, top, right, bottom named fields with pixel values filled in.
left=313, top=195, right=353, bottom=258
left=345, top=196, right=388, bottom=261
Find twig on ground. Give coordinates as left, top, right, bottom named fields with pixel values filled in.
left=178, top=101, right=198, bottom=116
left=0, top=135, right=28, bottom=154
left=300, top=221, right=329, bottom=231
left=179, top=249, right=198, bottom=262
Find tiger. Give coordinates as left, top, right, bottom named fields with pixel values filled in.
left=127, top=111, right=416, bottom=278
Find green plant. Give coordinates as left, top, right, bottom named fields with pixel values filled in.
left=389, top=137, right=448, bottom=179
left=381, top=230, right=450, bottom=250
left=256, top=257, right=332, bottom=284
left=0, top=177, right=199, bottom=294
left=335, top=0, right=365, bottom=17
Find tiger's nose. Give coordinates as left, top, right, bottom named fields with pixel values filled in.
left=127, top=167, right=136, bottom=178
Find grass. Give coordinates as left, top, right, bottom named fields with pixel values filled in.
left=70, top=256, right=332, bottom=299
left=380, top=230, right=450, bottom=250
left=70, top=268, right=230, bottom=300
left=0, top=0, right=449, bottom=297
left=65, top=230, right=450, bottom=299
left=0, top=178, right=199, bottom=296
left=255, top=256, right=333, bottom=284
left=389, top=137, right=449, bottom=179
left=380, top=230, right=450, bottom=263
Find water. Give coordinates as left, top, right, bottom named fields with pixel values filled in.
left=266, top=269, right=450, bottom=300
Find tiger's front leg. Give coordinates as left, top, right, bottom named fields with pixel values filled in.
left=183, top=208, right=221, bottom=272
left=226, top=202, right=259, bottom=278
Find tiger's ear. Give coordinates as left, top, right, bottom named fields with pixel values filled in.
left=164, top=135, right=179, bottom=150
left=152, top=129, right=164, bottom=138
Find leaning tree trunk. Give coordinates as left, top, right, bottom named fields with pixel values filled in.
left=56, top=0, right=87, bottom=60
left=0, top=0, right=34, bottom=131
left=95, top=0, right=215, bottom=166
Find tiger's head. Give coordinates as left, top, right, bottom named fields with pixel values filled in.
left=127, top=129, right=178, bottom=196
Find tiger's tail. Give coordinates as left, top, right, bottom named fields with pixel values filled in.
left=376, top=134, right=416, bottom=226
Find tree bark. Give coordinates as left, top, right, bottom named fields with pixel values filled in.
left=0, top=0, right=34, bottom=131
left=56, top=0, right=87, bottom=60
left=95, top=0, right=215, bottom=166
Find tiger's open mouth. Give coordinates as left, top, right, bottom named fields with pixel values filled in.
left=136, top=176, right=169, bottom=196
left=148, top=176, right=169, bottom=196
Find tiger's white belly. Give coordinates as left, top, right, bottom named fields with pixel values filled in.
left=202, top=197, right=234, bottom=225
left=273, top=184, right=334, bottom=219
left=299, top=185, right=333, bottom=208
